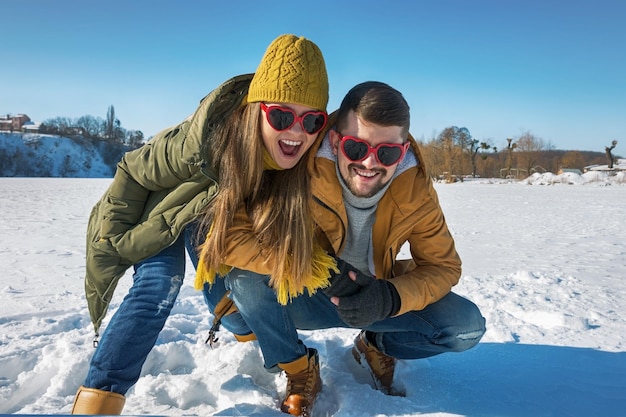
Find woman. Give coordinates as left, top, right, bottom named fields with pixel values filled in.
left=71, top=34, right=332, bottom=415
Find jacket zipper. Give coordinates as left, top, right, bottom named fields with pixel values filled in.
left=388, top=247, right=396, bottom=278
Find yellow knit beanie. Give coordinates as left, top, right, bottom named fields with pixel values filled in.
left=247, top=34, right=329, bottom=111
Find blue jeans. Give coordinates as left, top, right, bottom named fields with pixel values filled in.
left=226, top=268, right=486, bottom=370
left=84, top=226, right=249, bottom=395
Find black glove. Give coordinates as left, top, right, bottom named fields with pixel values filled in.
left=323, top=257, right=373, bottom=298
left=334, top=278, right=400, bottom=328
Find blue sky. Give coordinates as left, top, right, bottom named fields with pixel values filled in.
left=2, top=0, right=624, bottom=152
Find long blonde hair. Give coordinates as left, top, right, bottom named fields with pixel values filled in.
left=196, top=102, right=315, bottom=294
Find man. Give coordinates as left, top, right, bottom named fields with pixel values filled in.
left=226, top=81, right=486, bottom=416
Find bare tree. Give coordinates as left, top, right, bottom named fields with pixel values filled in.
left=438, top=127, right=456, bottom=178
left=516, top=131, right=545, bottom=174
left=469, top=139, right=479, bottom=177
left=605, top=140, right=618, bottom=169
left=505, top=138, right=517, bottom=177
left=76, top=115, right=103, bottom=138
left=560, top=151, right=586, bottom=171
left=40, top=117, right=73, bottom=135
left=105, top=105, right=116, bottom=140
left=469, top=139, right=491, bottom=177
left=126, top=130, right=145, bottom=148
left=437, top=126, right=473, bottom=177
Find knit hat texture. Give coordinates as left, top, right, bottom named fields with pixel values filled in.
left=247, top=34, right=328, bottom=111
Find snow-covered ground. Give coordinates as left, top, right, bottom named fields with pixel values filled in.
left=1, top=175, right=625, bottom=416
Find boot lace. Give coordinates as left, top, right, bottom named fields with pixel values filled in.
left=286, top=367, right=314, bottom=398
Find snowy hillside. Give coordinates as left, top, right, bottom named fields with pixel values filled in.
left=0, top=132, right=128, bottom=177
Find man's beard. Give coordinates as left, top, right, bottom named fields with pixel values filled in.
left=344, top=163, right=388, bottom=198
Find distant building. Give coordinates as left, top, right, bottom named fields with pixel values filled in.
left=558, top=168, right=582, bottom=175
left=0, top=114, right=32, bottom=131
left=22, top=121, right=42, bottom=132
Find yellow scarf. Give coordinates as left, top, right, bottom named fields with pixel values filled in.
left=194, top=148, right=338, bottom=304
left=195, top=241, right=337, bottom=304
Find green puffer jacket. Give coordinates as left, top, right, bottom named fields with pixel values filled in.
left=85, top=74, right=253, bottom=336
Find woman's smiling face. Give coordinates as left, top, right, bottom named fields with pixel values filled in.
left=260, top=103, right=322, bottom=169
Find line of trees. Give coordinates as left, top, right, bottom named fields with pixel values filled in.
left=38, top=105, right=144, bottom=148
left=35, top=109, right=620, bottom=181
left=417, top=126, right=620, bottom=180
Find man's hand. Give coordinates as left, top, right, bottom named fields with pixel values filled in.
left=331, top=274, right=400, bottom=328
left=323, top=257, right=372, bottom=298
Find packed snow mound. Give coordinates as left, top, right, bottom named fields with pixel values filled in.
left=521, top=170, right=625, bottom=185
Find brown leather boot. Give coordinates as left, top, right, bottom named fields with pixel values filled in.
left=352, top=331, right=402, bottom=396
left=71, top=385, right=125, bottom=415
left=278, top=348, right=321, bottom=417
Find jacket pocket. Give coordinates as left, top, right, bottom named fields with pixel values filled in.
left=87, top=237, right=132, bottom=287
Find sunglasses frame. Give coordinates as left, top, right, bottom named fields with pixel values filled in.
left=338, top=134, right=410, bottom=167
left=260, top=103, right=328, bottom=135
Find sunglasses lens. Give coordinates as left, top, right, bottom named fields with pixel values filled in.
left=377, top=146, right=403, bottom=166
left=302, top=113, right=326, bottom=134
left=268, top=108, right=295, bottom=131
left=343, top=139, right=369, bottom=161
